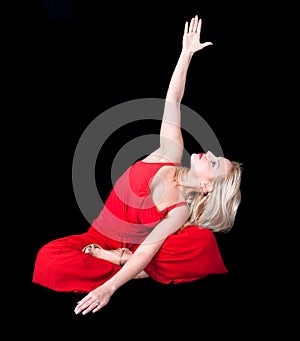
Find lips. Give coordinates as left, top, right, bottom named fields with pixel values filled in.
left=199, top=153, right=204, bottom=159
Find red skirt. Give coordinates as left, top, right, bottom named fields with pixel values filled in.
left=32, top=225, right=228, bottom=293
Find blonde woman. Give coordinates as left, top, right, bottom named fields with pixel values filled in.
left=33, top=15, right=242, bottom=315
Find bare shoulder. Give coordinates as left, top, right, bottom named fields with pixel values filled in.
left=142, top=151, right=180, bottom=164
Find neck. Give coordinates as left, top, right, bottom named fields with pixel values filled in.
left=176, top=168, right=200, bottom=196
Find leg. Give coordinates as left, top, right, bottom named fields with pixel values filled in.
left=32, top=228, right=122, bottom=293
left=144, top=225, right=228, bottom=284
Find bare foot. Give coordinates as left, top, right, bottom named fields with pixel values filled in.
left=82, top=244, right=132, bottom=266
left=83, top=244, right=148, bottom=277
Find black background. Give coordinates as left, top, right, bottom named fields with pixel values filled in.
left=19, top=0, right=294, bottom=339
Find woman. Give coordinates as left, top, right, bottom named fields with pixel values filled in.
left=32, top=15, right=242, bottom=315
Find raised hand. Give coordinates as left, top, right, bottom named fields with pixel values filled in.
left=182, top=15, right=213, bottom=54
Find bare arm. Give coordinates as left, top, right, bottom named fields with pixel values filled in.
left=144, top=16, right=213, bottom=164
left=74, top=204, right=189, bottom=315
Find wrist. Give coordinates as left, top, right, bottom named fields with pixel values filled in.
left=101, top=281, right=118, bottom=295
left=180, top=49, right=194, bottom=58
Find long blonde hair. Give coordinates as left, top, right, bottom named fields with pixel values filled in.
left=176, top=161, right=242, bottom=232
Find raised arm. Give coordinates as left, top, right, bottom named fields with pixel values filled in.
left=145, top=15, right=213, bottom=163
left=166, top=16, right=213, bottom=102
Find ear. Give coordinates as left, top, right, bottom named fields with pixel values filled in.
left=206, top=182, right=213, bottom=193
left=201, top=182, right=213, bottom=194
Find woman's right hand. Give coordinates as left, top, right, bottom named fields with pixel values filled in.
left=182, top=15, right=213, bottom=54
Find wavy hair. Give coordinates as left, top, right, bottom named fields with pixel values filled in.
left=175, top=161, right=242, bottom=232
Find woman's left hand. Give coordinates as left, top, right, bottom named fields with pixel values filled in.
left=74, top=286, right=112, bottom=315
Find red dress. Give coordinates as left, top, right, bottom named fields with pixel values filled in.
left=32, top=161, right=228, bottom=293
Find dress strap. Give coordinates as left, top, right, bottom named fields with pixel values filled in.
left=165, top=201, right=188, bottom=214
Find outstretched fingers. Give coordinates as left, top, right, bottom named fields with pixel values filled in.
left=184, top=15, right=201, bottom=36
left=197, top=17, right=202, bottom=34
left=193, top=16, right=213, bottom=48
left=189, top=16, right=195, bottom=33
left=184, top=21, right=188, bottom=35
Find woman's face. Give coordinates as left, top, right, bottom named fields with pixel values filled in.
left=191, top=151, right=232, bottom=181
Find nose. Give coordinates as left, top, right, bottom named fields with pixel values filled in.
left=206, top=151, right=216, bottom=159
